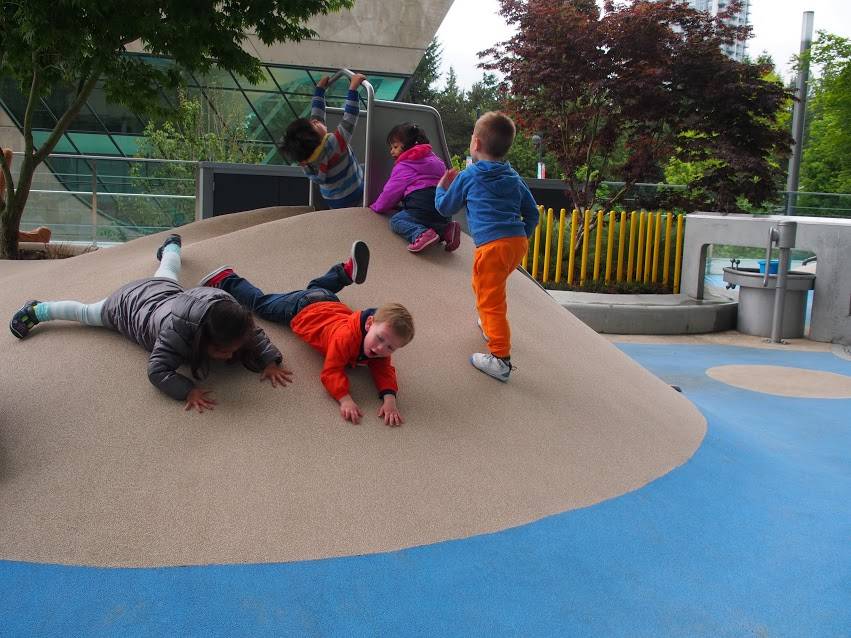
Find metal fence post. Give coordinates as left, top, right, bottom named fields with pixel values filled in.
left=91, top=159, right=98, bottom=247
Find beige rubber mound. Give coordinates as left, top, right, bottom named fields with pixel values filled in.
left=0, top=207, right=706, bottom=567
left=707, top=365, right=851, bottom=398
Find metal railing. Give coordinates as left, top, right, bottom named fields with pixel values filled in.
left=10, top=152, right=196, bottom=245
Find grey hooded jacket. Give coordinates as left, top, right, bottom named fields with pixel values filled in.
left=101, top=277, right=282, bottom=401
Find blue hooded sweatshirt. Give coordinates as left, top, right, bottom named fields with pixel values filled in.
left=435, top=160, right=539, bottom=247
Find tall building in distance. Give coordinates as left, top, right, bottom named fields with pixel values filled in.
left=661, top=0, right=751, bottom=61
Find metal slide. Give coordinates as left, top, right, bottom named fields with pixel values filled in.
left=314, top=68, right=452, bottom=209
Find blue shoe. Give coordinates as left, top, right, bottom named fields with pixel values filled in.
left=10, top=300, right=40, bottom=339
left=156, top=234, right=182, bottom=261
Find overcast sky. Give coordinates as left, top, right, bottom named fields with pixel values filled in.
left=435, top=0, right=851, bottom=88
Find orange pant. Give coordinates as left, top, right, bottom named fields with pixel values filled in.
left=472, top=235, right=528, bottom=358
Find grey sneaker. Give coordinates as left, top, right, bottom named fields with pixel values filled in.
left=470, top=352, right=512, bottom=382
left=476, top=316, right=490, bottom=343
left=10, top=300, right=40, bottom=339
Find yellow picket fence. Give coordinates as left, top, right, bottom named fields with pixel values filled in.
left=522, top=206, right=686, bottom=293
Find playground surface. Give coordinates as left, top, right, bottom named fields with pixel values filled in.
left=1, top=209, right=849, bottom=636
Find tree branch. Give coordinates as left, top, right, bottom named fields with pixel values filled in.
left=34, top=73, right=100, bottom=164
left=22, top=59, right=41, bottom=159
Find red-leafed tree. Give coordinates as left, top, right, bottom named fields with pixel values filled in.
left=481, top=0, right=792, bottom=217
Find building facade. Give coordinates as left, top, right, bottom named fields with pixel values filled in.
left=655, top=0, right=751, bottom=61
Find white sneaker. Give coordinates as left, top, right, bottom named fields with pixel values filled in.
left=476, top=317, right=490, bottom=343
left=470, top=352, right=512, bottom=382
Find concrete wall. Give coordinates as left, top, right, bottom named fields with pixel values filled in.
left=681, top=213, right=851, bottom=345
left=127, top=0, right=454, bottom=76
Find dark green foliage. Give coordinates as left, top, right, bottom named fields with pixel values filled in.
left=799, top=32, right=851, bottom=196
left=406, top=38, right=442, bottom=104
left=481, top=0, right=792, bottom=215
left=0, top=0, right=353, bottom=258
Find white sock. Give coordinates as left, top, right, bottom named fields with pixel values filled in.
left=35, top=299, right=106, bottom=326
left=155, top=244, right=181, bottom=281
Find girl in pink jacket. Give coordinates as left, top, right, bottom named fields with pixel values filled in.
left=370, top=122, right=461, bottom=253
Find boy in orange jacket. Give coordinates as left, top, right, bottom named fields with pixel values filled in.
left=200, top=242, right=414, bottom=426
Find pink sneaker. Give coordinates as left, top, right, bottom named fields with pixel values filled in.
left=407, top=228, right=440, bottom=253
left=441, top=221, right=461, bottom=252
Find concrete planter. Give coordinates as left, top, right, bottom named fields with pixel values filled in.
left=548, top=289, right=737, bottom=335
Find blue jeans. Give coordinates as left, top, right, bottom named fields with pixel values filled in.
left=390, top=209, right=450, bottom=243
left=220, top=264, right=351, bottom=326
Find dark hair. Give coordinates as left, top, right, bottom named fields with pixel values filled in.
left=474, top=111, right=516, bottom=159
left=386, top=122, right=430, bottom=152
left=279, top=118, right=323, bottom=163
left=190, top=300, right=255, bottom=379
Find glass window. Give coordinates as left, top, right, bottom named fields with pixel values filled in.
left=231, top=68, right=278, bottom=93
left=369, top=76, right=405, bottom=101
left=32, top=131, right=76, bottom=154
left=193, top=67, right=240, bottom=90
left=86, top=87, right=146, bottom=135
left=113, top=135, right=143, bottom=156
left=268, top=67, right=316, bottom=94
left=67, top=133, right=122, bottom=155
left=244, top=93, right=291, bottom=142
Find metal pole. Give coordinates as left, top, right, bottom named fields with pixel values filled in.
left=768, top=220, right=797, bottom=343
left=91, top=160, right=98, bottom=247
left=785, top=11, right=815, bottom=215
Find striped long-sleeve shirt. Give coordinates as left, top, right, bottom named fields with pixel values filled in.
left=301, top=86, right=364, bottom=208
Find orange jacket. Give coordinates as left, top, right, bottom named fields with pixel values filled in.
left=289, top=301, right=398, bottom=401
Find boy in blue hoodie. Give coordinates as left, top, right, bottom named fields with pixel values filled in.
left=435, top=111, right=539, bottom=382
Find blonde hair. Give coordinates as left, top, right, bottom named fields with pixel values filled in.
left=374, top=303, right=414, bottom=344
left=474, top=111, right=516, bottom=159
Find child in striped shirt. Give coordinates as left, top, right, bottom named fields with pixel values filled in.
left=279, top=73, right=366, bottom=208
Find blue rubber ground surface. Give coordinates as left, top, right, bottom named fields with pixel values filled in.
left=2, top=344, right=849, bottom=637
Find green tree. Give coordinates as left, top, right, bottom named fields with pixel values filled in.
left=482, top=0, right=791, bottom=221
left=434, top=68, right=473, bottom=157
left=800, top=32, right=851, bottom=195
left=406, top=38, right=443, bottom=104
left=111, top=91, right=265, bottom=239
left=0, top=0, right=352, bottom=258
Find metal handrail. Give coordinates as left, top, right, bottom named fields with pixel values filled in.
left=7, top=151, right=197, bottom=246
left=10, top=150, right=197, bottom=165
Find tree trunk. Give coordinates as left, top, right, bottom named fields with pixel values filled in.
left=1, top=160, right=36, bottom=259
left=0, top=199, right=23, bottom=259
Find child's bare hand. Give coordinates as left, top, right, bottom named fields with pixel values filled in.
left=438, top=168, right=459, bottom=190
left=317, top=75, right=331, bottom=88
left=261, top=363, right=294, bottom=388
left=378, top=397, right=403, bottom=427
left=339, top=396, right=363, bottom=424
left=185, top=388, right=217, bottom=413
left=349, top=73, right=367, bottom=90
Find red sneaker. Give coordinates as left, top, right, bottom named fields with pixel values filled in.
left=198, top=266, right=235, bottom=288
left=407, top=228, right=439, bottom=253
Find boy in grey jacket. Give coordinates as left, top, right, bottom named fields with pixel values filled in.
left=10, top=234, right=292, bottom=412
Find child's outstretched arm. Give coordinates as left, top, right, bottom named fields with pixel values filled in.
left=370, top=164, right=410, bottom=213
left=435, top=168, right=465, bottom=217
left=377, top=394, right=403, bottom=427
left=367, top=358, right=402, bottom=427
left=335, top=73, right=365, bottom=145
left=148, top=333, right=210, bottom=409
left=311, top=76, right=330, bottom=125
left=240, top=326, right=293, bottom=388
